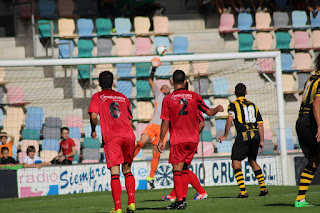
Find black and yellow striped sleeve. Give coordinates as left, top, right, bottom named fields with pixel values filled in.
left=255, top=104, right=263, bottom=124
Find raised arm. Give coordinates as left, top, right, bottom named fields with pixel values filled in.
left=149, top=57, right=162, bottom=91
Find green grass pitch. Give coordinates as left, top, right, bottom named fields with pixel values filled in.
left=1, top=185, right=320, bottom=213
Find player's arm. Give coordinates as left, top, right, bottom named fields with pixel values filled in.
left=6, top=134, right=15, bottom=143
left=149, top=57, right=162, bottom=91
left=218, top=116, right=233, bottom=143
left=258, top=123, right=264, bottom=153
left=89, top=112, right=98, bottom=139
left=199, top=121, right=205, bottom=133
left=313, top=96, right=320, bottom=142
left=205, top=105, right=224, bottom=117
left=158, top=119, right=169, bottom=152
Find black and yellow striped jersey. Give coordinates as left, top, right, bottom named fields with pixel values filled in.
left=228, top=97, right=263, bottom=141
left=299, top=71, right=320, bottom=116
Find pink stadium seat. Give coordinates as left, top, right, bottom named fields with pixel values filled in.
left=135, top=37, right=151, bottom=55
left=18, top=152, right=27, bottom=164
left=73, top=138, right=81, bottom=152
left=255, top=12, right=272, bottom=30
left=197, top=142, right=214, bottom=157
left=192, top=61, right=208, bottom=75
left=116, top=38, right=132, bottom=56
left=153, top=16, right=169, bottom=34
left=136, top=123, right=148, bottom=140
left=312, top=30, right=320, bottom=48
left=65, top=115, right=82, bottom=128
left=294, top=31, right=309, bottom=49
left=257, top=33, right=273, bottom=50
left=7, top=86, right=24, bottom=104
left=155, top=80, right=171, bottom=89
left=257, top=58, right=274, bottom=72
left=219, top=13, right=235, bottom=33
left=295, top=53, right=311, bottom=70
left=264, top=128, right=273, bottom=140
left=82, top=159, right=99, bottom=163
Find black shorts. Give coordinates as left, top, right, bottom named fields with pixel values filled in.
left=296, top=115, right=320, bottom=159
left=231, top=139, right=260, bottom=161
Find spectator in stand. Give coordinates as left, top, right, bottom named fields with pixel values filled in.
left=0, top=132, right=15, bottom=157
left=51, top=127, right=76, bottom=165
left=215, top=0, right=256, bottom=14
left=23, top=146, right=46, bottom=168
left=0, top=147, right=19, bottom=167
left=306, top=0, right=320, bottom=17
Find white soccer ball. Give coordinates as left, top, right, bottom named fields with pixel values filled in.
left=156, top=45, right=167, bottom=56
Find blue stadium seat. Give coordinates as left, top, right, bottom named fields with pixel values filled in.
left=77, top=18, right=94, bottom=37
left=212, top=77, right=229, bottom=95
left=215, top=119, right=226, bottom=130
left=154, top=36, right=170, bottom=52
left=39, top=0, right=56, bottom=18
left=27, top=107, right=44, bottom=120
left=237, top=13, right=253, bottom=31
left=310, top=11, right=320, bottom=28
left=42, top=139, right=60, bottom=152
left=0, top=109, right=3, bottom=127
left=173, top=37, right=188, bottom=54
left=58, top=40, right=74, bottom=58
left=194, top=78, right=209, bottom=95
left=68, top=127, right=81, bottom=139
left=156, top=62, right=171, bottom=76
left=116, top=63, right=132, bottom=77
left=203, top=99, right=212, bottom=119
left=115, top=18, right=132, bottom=34
left=277, top=128, right=295, bottom=151
left=84, top=125, right=102, bottom=138
left=281, top=53, right=293, bottom=71
left=117, top=81, right=133, bottom=98
left=25, top=118, right=43, bottom=132
left=38, top=20, right=54, bottom=38
left=292, top=10, right=308, bottom=28
left=217, top=141, right=233, bottom=153
left=136, top=63, right=151, bottom=77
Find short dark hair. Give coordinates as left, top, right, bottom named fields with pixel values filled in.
left=0, top=132, right=7, bottom=139
left=61, top=127, right=69, bottom=134
left=27, top=146, right=36, bottom=155
left=185, top=81, right=189, bottom=90
left=316, top=53, right=320, bottom=71
left=173, top=70, right=186, bottom=84
left=235, top=83, right=246, bottom=97
left=99, top=71, right=113, bottom=89
left=1, top=147, right=8, bottom=154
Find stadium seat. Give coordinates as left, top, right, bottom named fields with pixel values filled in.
left=43, top=127, right=61, bottom=140
left=73, top=150, right=80, bottom=163
left=281, top=53, right=293, bottom=71
left=238, top=33, right=254, bottom=51
left=23, top=129, right=40, bottom=140
left=154, top=36, right=170, bottom=53
left=282, top=74, right=295, bottom=92
left=115, top=17, right=132, bottom=34
left=197, top=142, right=214, bottom=157
left=40, top=150, right=58, bottom=162
left=312, top=30, right=320, bottom=48
left=84, top=125, right=102, bottom=138
left=135, top=37, right=151, bottom=55
left=45, top=117, right=62, bottom=128
left=201, top=130, right=213, bottom=142
left=263, top=140, right=274, bottom=154
left=174, top=61, right=191, bottom=74
left=310, top=11, right=320, bottom=28
left=116, top=63, right=132, bottom=77
left=7, top=86, right=24, bottom=104
left=153, top=16, right=169, bottom=34
left=18, top=152, right=27, bottom=164
left=42, top=139, right=60, bottom=152
left=58, top=18, right=76, bottom=38
left=255, top=12, right=272, bottom=30
left=293, top=31, right=309, bottom=49
left=65, top=115, right=82, bottom=128
left=96, top=18, right=113, bottom=36
left=58, top=0, right=74, bottom=17
left=83, top=148, right=101, bottom=161
left=203, top=99, right=212, bottom=119
left=295, top=53, right=311, bottom=70
left=117, top=81, right=133, bottom=98
left=78, top=39, right=94, bottom=58
left=275, top=32, right=291, bottom=50
left=292, top=10, right=308, bottom=28
left=212, top=77, right=229, bottom=95
left=136, top=80, right=152, bottom=98
left=257, top=58, right=274, bottom=72
left=97, top=38, right=112, bottom=56
left=115, top=38, right=132, bottom=56
left=77, top=18, right=94, bottom=38
left=2, top=119, right=21, bottom=136
left=77, top=0, right=98, bottom=17
left=264, top=128, right=273, bottom=140
left=84, top=137, right=101, bottom=149
left=219, top=13, right=236, bottom=33
left=0, top=67, right=5, bottom=82
left=68, top=127, right=81, bottom=139
left=136, top=123, right=148, bottom=140
left=203, top=120, right=211, bottom=132
left=21, top=140, right=39, bottom=154
left=155, top=79, right=170, bottom=90
left=277, top=128, right=294, bottom=151
left=27, top=107, right=44, bottom=120
left=298, top=73, right=311, bottom=91
left=0, top=108, right=3, bottom=127
left=38, top=20, right=54, bottom=38
left=95, top=64, right=113, bottom=75
left=237, top=13, right=253, bottom=31
left=216, top=129, right=233, bottom=141
left=39, top=0, right=55, bottom=18
left=134, top=16, right=151, bottom=34
left=273, top=12, right=289, bottom=29
left=19, top=0, right=35, bottom=19
left=192, top=61, right=208, bottom=75
left=73, top=138, right=81, bottom=152
left=58, top=40, right=74, bottom=58
left=0, top=87, right=3, bottom=104
left=137, top=101, right=153, bottom=120
left=217, top=141, right=233, bottom=153
left=173, top=36, right=188, bottom=54
left=214, top=99, right=229, bottom=117
left=136, top=63, right=151, bottom=77
left=6, top=107, right=24, bottom=123
left=77, top=65, right=94, bottom=79
left=257, top=32, right=273, bottom=50
left=155, top=62, right=171, bottom=76
left=194, top=78, right=209, bottom=95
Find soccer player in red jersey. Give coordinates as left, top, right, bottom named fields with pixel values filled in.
left=158, top=70, right=224, bottom=210
left=88, top=71, right=136, bottom=213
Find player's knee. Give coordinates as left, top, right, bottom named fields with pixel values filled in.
left=122, top=163, right=132, bottom=173
left=153, top=151, right=161, bottom=159
left=183, top=163, right=189, bottom=171
left=232, top=161, right=241, bottom=170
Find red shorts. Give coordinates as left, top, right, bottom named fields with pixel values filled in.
left=104, top=137, right=135, bottom=168
left=142, top=123, right=169, bottom=146
left=169, top=142, right=198, bottom=165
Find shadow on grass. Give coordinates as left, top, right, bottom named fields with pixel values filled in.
left=209, top=196, right=236, bottom=199
left=140, top=199, right=167, bottom=202
left=265, top=203, right=294, bottom=207
left=136, top=207, right=167, bottom=211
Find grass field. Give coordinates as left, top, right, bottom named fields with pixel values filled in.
left=1, top=185, right=320, bottom=213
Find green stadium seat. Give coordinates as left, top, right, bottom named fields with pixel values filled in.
left=84, top=137, right=101, bottom=149
left=77, top=65, right=93, bottom=80
left=136, top=63, right=151, bottom=77
left=22, top=129, right=40, bottom=140
left=136, top=80, right=151, bottom=98
left=38, top=20, right=54, bottom=38
left=96, top=18, right=113, bottom=36
left=276, top=32, right=291, bottom=50
left=238, top=33, right=254, bottom=51
left=78, top=39, right=94, bottom=58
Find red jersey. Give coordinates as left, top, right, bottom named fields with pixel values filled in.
left=60, top=138, right=76, bottom=161
left=88, top=89, right=135, bottom=143
left=161, top=89, right=209, bottom=145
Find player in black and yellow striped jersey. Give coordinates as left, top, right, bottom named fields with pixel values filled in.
left=295, top=54, right=320, bottom=208
left=219, top=83, right=268, bottom=198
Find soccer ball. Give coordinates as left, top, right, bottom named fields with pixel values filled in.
left=156, top=45, right=167, bottom=56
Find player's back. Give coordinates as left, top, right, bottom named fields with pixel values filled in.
left=88, top=89, right=135, bottom=143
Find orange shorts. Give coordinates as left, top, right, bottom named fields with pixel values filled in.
left=142, top=123, right=168, bottom=146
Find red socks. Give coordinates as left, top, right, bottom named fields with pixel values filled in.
left=111, top=174, right=122, bottom=210
left=189, top=170, right=206, bottom=194
left=182, top=169, right=190, bottom=198
left=124, top=172, right=135, bottom=205
left=173, top=171, right=184, bottom=201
